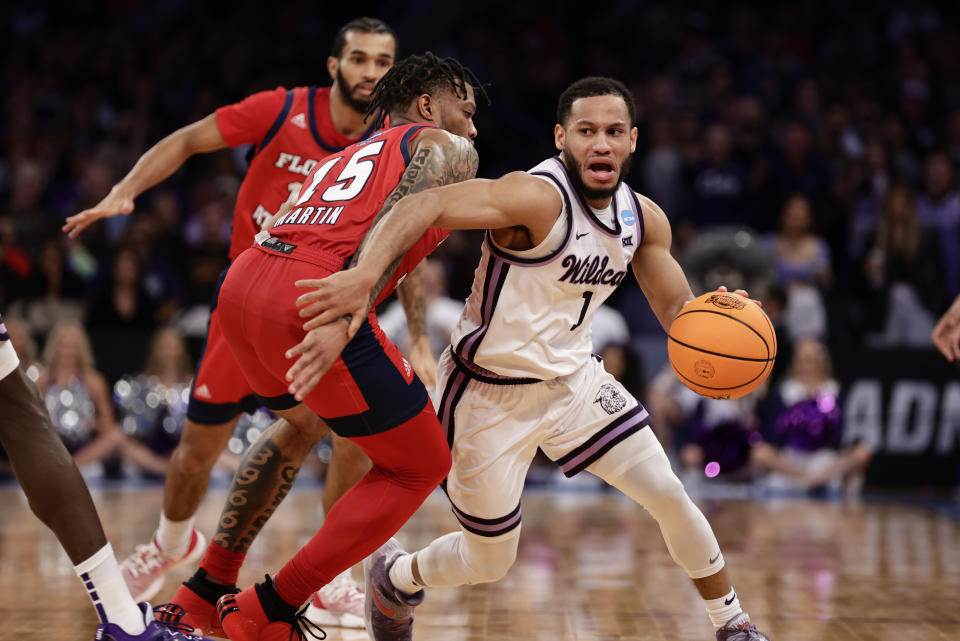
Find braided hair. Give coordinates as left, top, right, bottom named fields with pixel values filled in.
left=366, top=52, right=490, bottom=128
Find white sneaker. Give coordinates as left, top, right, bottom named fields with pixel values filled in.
left=120, top=529, right=206, bottom=602
left=305, top=569, right=365, bottom=628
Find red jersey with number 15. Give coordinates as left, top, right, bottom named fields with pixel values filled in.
left=267, top=123, right=449, bottom=306
left=216, top=85, right=383, bottom=261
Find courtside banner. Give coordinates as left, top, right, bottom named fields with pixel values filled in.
left=836, top=348, right=960, bottom=487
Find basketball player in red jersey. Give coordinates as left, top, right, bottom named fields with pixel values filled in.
left=62, top=17, right=421, bottom=628
left=192, top=52, right=484, bottom=641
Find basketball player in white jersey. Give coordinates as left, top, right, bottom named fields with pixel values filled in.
left=289, top=77, right=772, bottom=641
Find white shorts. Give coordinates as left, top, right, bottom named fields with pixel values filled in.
left=435, top=349, right=659, bottom=538
left=0, top=317, right=19, bottom=380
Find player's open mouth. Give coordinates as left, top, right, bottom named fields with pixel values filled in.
left=585, top=158, right=616, bottom=181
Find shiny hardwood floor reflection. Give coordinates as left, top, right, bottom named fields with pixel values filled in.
left=1, top=485, right=959, bottom=640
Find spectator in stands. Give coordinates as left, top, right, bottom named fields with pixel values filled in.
left=765, top=121, right=832, bottom=228
left=914, top=151, right=960, bottom=300
left=15, top=239, right=87, bottom=336
left=181, top=196, right=230, bottom=306
left=114, top=326, right=193, bottom=478
left=753, top=337, right=872, bottom=496
left=36, top=321, right=123, bottom=476
left=86, top=247, right=157, bottom=331
left=684, top=122, right=747, bottom=228
left=0, top=215, right=32, bottom=306
left=641, top=118, right=685, bottom=219
left=846, top=139, right=892, bottom=263
left=645, top=364, right=761, bottom=478
left=121, top=216, right=184, bottom=324
left=859, top=184, right=944, bottom=345
left=766, top=193, right=831, bottom=340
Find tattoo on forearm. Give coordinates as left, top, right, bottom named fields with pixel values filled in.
left=398, top=263, right=428, bottom=342
left=213, top=439, right=299, bottom=554
left=352, top=135, right=479, bottom=312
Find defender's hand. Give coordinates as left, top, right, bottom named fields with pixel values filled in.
left=295, top=269, right=374, bottom=337
left=284, top=320, right=352, bottom=401
left=407, top=336, right=437, bottom=389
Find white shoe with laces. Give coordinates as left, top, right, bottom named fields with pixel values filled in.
left=120, top=529, right=206, bottom=602
left=305, top=569, right=365, bottom=629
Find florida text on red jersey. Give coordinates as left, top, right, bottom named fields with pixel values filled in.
left=216, top=85, right=382, bottom=261
left=267, top=123, right=449, bottom=306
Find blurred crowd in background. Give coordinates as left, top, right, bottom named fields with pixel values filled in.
left=1, top=1, right=958, bottom=491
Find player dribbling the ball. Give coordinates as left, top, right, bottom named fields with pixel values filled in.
left=290, top=76, right=774, bottom=641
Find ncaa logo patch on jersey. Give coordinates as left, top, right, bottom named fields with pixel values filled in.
left=594, top=383, right=627, bottom=415
left=620, top=209, right=636, bottom=226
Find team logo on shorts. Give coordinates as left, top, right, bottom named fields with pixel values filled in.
left=594, top=383, right=627, bottom=415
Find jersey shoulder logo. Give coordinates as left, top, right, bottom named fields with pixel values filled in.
left=290, top=112, right=307, bottom=129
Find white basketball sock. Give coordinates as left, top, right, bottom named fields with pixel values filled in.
left=387, top=553, right=420, bottom=595
left=704, top=588, right=744, bottom=630
left=156, top=513, right=195, bottom=559
left=74, top=543, right=146, bottom=634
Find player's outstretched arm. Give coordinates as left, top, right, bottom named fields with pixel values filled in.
left=282, top=129, right=477, bottom=398
left=933, top=293, right=960, bottom=362
left=285, top=170, right=559, bottom=399
left=63, top=113, right=227, bottom=237
left=293, top=128, right=477, bottom=334
left=296, top=170, right=558, bottom=335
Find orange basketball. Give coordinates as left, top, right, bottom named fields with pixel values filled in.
left=667, top=291, right=777, bottom=400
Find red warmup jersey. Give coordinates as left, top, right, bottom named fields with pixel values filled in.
left=267, top=123, right=449, bottom=306
left=216, top=85, right=383, bottom=261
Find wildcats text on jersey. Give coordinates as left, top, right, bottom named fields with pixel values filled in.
left=557, top=254, right=627, bottom=287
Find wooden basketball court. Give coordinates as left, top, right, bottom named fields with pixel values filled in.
left=1, top=484, right=958, bottom=640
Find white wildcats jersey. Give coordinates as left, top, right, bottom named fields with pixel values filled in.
left=450, top=156, right=644, bottom=380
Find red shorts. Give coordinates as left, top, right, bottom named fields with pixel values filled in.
left=186, top=269, right=258, bottom=425
left=217, top=245, right=428, bottom=437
